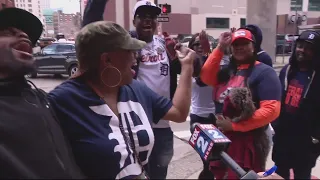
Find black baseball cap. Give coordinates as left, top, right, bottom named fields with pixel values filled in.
left=297, top=30, right=320, bottom=45
left=0, top=8, right=43, bottom=45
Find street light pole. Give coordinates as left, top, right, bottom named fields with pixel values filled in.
left=153, top=0, right=163, bottom=36
left=295, top=4, right=299, bottom=34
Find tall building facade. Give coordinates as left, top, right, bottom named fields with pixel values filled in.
left=0, top=0, right=15, bottom=10
left=40, top=0, right=49, bottom=10
left=93, top=0, right=320, bottom=37
left=14, top=0, right=45, bottom=36
left=277, top=0, right=320, bottom=34
left=14, top=0, right=42, bottom=18
left=53, top=10, right=81, bottom=38
left=43, top=8, right=55, bottom=37
left=80, top=0, right=88, bottom=19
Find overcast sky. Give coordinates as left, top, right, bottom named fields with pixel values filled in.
left=50, top=0, right=80, bottom=13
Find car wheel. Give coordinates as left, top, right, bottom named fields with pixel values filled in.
left=68, top=64, right=78, bottom=77
left=27, top=72, right=37, bottom=78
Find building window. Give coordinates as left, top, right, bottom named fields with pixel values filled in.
left=28, top=0, right=31, bottom=2
left=28, top=4, right=32, bottom=7
left=291, top=0, right=303, bottom=11
left=206, top=18, right=230, bottom=29
left=309, top=0, right=320, bottom=11
left=240, top=18, right=246, bottom=28
left=28, top=9, right=32, bottom=12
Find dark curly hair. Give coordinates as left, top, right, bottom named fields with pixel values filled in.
left=217, top=44, right=258, bottom=85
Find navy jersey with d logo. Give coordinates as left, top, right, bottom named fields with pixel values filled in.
left=48, top=77, right=172, bottom=179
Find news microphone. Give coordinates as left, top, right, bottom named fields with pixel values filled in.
left=189, top=123, right=230, bottom=161
left=189, top=123, right=259, bottom=179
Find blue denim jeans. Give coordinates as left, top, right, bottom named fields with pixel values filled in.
left=147, top=128, right=174, bottom=179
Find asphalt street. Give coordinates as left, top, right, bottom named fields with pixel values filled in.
left=26, top=57, right=319, bottom=179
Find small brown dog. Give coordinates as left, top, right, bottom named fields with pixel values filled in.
left=222, top=87, right=270, bottom=170
left=223, top=87, right=256, bottom=122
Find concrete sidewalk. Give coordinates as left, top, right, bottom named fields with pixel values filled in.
left=274, top=55, right=289, bottom=69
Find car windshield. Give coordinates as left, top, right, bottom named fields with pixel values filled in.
left=182, top=37, right=192, bottom=43
left=277, top=35, right=285, bottom=40
left=208, top=35, right=215, bottom=42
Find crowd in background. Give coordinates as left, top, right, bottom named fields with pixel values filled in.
left=0, top=0, right=319, bottom=179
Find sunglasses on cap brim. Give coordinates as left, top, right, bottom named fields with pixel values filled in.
left=135, top=8, right=159, bottom=17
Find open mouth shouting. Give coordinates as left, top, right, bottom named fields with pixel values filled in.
left=12, top=39, right=33, bottom=60
left=142, top=24, right=152, bottom=32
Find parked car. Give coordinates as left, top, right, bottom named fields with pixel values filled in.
left=180, top=34, right=216, bottom=50
left=28, top=42, right=78, bottom=78
left=181, top=35, right=192, bottom=47
left=276, top=34, right=299, bottom=54
left=38, top=37, right=56, bottom=49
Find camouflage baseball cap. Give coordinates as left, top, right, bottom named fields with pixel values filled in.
left=76, top=21, right=146, bottom=54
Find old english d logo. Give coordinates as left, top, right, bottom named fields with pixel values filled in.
left=234, top=30, right=246, bottom=37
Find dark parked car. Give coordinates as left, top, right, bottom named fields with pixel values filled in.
left=29, top=42, right=78, bottom=78
left=276, top=34, right=298, bottom=54
left=38, top=37, right=56, bottom=49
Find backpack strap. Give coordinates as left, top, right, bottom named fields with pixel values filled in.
left=284, top=65, right=291, bottom=91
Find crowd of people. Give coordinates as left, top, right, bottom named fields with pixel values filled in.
left=0, top=0, right=319, bottom=179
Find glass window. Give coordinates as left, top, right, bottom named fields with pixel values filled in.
left=277, top=35, right=285, bottom=40
left=240, top=18, right=246, bottom=28
left=309, top=0, right=320, bottom=11
left=42, top=44, right=58, bottom=54
left=206, top=18, right=230, bottom=29
left=291, top=0, right=303, bottom=11
left=56, top=44, right=74, bottom=53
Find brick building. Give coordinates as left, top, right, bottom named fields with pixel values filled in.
left=82, top=0, right=320, bottom=38
left=0, top=0, right=15, bottom=10
left=53, top=10, right=81, bottom=39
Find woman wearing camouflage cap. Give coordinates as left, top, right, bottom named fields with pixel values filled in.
left=48, top=21, right=196, bottom=179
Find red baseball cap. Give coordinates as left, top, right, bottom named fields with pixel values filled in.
left=232, top=29, right=255, bottom=44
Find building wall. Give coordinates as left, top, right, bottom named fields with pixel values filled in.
left=40, top=0, right=49, bottom=10
left=82, top=0, right=320, bottom=37
left=14, top=0, right=46, bottom=36
left=53, top=10, right=81, bottom=38
left=80, top=0, right=88, bottom=19
left=14, top=0, right=42, bottom=18
left=192, top=13, right=245, bottom=37
left=0, top=0, right=15, bottom=10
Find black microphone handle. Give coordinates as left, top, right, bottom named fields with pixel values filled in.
left=191, top=122, right=200, bottom=131
left=220, top=151, right=247, bottom=178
